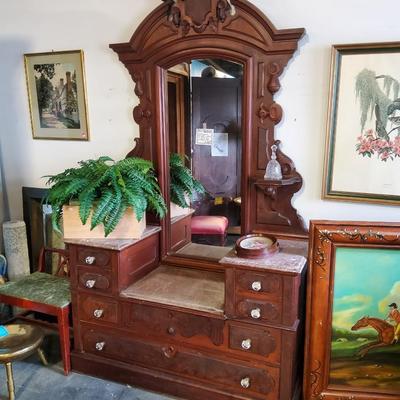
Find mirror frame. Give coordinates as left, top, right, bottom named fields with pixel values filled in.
left=110, top=0, right=308, bottom=259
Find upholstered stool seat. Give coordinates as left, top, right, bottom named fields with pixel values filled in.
left=191, top=216, right=229, bottom=246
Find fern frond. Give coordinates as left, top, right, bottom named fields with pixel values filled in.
left=103, top=197, right=126, bottom=236
left=169, top=153, right=205, bottom=208
left=90, top=189, right=114, bottom=230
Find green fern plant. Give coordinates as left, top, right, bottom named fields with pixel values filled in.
left=45, top=156, right=166, bottom=236
left=169, top=153, right=205, bottom=208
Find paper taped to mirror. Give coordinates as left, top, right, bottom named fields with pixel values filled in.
left=211, top=132, right=229, bottom=157
left=195, top=128, right=213, bottom=145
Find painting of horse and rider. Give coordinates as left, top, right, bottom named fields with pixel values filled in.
left=330, top=247, right=400, bottom=391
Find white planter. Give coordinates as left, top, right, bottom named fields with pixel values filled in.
left=170, top=203, right=193, bottom=219
left=62, top=205, right=146, bottom=240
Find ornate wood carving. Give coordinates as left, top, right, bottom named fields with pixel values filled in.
left=110, top=0, right=307, bottom=250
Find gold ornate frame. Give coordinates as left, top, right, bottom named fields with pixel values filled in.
left=304, top=220, right=400, bottom=400
left=24, top=50, right=90, bottom=141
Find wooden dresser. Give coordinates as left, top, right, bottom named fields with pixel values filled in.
left=66, top=230, right=307, bottom=400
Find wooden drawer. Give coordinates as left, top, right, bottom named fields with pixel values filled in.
left=236, top=297, right=281, bottom=324
left=123, top=302, right=225, bottom=347
left=78, top=293, right=119, bottom=325
left=235, top=270, right=282, bottom=301
left=78, top=267, right=113, bottom=294
left=77, top=247, right=112, bottom=268
left=229, top=323, right=281, bottom=364
left=81, top=326, right=279, bottom=398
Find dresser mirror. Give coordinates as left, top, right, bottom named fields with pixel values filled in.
left=167, top=59, right=243, bottom=255
left=110, top=0, right=308, bottom=262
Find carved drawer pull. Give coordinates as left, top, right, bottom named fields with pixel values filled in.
left=241, top=338, right=252, bottom=350
left=240, top=377, right=251, bottom=389
left=85, top=256, right=96, bottom=265
left=251, top=281, right=262, bottom=292
left=162, top=346, right=177, bottom=359
left=93, top=309, right=104, bottom=319
left=95, top=341, right=105, bottom=351
left=85, top=279, right=96, bottom=289
left=250, top=308, right=261, bottom=319
left=167, top=327, right=176, bottom=336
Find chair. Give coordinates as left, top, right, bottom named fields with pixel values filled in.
left=0, top=247, right=71, bottom=375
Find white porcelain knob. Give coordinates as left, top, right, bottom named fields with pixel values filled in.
left=240, top=377, right=251, bottom=389
left=85, top=279, right=96, bottom=289
left=95, top=342, right=105, bottom=351
left=250, top=308, right=261, bottom=319
left=241, top=338, right=252, bottom=350
left=251, top=281, right=262, bottom=292
left=85, top=256, right=96, bottom=265
left=93, top=309, right=104, bottom=319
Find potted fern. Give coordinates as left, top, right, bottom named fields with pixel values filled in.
left=169, top=153, right=205, bottom=218
left=45, top=156, right=166, bottom=239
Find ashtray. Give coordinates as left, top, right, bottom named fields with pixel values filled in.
left=235, top=234, right=279, bottom=259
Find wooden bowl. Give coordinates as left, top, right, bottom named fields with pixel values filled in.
left=235, top=234, right=279, bottom=259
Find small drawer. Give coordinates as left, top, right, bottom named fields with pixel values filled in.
left=78, top=268, right=112, bottom=294
left=77, top=248, right=112, bottom=268
left=236, top=298, right=281, bottom=324
left=229, top=323, right=281, bottom=364
left=235, top=271, right=281, bottom=300
left=81, top=326, right=279, bottom=398
left=78, top=293, right=119, bottom=325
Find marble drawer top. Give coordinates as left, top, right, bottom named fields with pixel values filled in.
left=220, top=239, right=307, bottom=274
left=64, top=225, right=161, bottom=250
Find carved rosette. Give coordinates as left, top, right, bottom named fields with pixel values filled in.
left=257, top=102, right=282, bottom=125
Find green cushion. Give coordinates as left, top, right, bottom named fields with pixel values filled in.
left=0, top=272, right=70, bottom=308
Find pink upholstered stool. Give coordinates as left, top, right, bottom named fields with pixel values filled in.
left=191, top=216, right=229, bottom=246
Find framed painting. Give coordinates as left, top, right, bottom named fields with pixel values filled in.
left=304, top=220, right=400, bottom=400
left=323, top=42, right=400, bottom=205
left=24, top=50, right=89, bottom=140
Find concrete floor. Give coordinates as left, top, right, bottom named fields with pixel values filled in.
left=0, top=334, right=175, bottom=400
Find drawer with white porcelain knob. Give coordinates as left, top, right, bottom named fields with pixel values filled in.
left=235, top=270, right=282, bottom=300
left=78, top=293, right=119, bottom=325
left=229, top=323, right=281, bottom=363
left=77, top=247, right=112, bottom=268
left=236, top=298, right=282, bottom=324
left=77, top=267, right=113, bottom=295
left=80, top=324, right=280, bottom=398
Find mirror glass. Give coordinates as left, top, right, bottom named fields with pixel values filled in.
left=167, top=59, right=243, bottom=259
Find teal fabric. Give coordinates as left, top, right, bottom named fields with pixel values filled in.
left=0, top=272, right=70, bottom=308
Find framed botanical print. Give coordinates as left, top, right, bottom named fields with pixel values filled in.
left=24, top=50, right=89, bottom=140
left=323, top=42, right=400, bottom=205
left=304, top=220, right=400, bottom=400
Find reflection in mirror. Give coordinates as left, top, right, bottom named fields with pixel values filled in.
left=167, top=59, right=243, bottom=258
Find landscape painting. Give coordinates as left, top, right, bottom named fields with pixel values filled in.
left=25, top=50, right=89, bottom=140
left=330, top=247, right=400, bottom=393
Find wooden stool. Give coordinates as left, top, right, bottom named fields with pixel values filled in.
left=0, top=324, right=46, bottom=400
